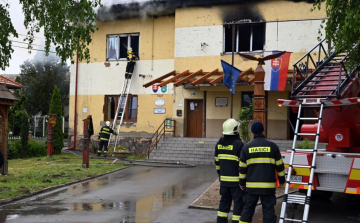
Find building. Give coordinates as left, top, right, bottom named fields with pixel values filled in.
left=69, top=0, right=326, bottom=151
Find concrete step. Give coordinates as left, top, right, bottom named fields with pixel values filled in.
left=150, top=150, right=214, bottom=155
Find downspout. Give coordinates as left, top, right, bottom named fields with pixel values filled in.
left=64, top=54, right=79, bottom=150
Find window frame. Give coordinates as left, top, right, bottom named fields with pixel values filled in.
left=241, top=91, right=254, bottom=108
left=106, top=33, right=140, bottom=61
left=223, top=23, right=265, bottom=53
left=104, top=95, right=138, bottom=122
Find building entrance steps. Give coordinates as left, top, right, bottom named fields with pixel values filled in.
left=147, top=137, right=328, bottom=165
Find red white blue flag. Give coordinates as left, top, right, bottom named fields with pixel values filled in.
left=264, top=51, right=291, bottom=91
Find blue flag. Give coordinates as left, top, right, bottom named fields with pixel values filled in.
left=221, top=60, right=242, bottom=94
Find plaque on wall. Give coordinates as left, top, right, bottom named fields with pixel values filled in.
left=154, top=108, right=166, bottom=114
left=215, top=97, right=228, bottom=107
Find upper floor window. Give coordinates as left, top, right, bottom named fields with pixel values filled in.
left=224, top=23, right=265, bottom=53
left=107, top=33, right=140, bottom=60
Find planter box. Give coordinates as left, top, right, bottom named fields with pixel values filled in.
left=112, top=152, right=133, bottom=159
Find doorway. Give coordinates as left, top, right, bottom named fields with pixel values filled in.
left=186, top=100, right=203, bottom=138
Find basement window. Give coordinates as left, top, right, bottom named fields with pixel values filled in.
left=106, top=33, right=140, bottom=60
left=104, top=95, right=138, bottom=122
left=224, top=23, right=265, bottom=53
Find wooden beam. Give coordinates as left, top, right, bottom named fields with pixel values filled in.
left=237, top=68, right=253, bottom=81
left=174, top=69, right=203, bottom=86
left=143, top=70, right=176, bottom=88
left=248, top=77, right=256, bottom=84
left=191, top=69, right=218, bottom=86
left=209, top=75, right=224, bottom=85
left=159, top=70, right=189, bottom=87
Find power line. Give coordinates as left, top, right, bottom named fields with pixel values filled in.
left=12, top=45, right=57, bottom=54
left=12, top=40, right=43, bottom=48
left=17, top=33, right=43, bottom=40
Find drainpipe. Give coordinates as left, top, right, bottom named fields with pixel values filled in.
left=64, top=54, right=79, bottom=150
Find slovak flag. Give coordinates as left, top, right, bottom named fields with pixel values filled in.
left=264, top=51, right=291, bottom=91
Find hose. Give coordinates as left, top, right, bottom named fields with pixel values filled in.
left=61, top=148, right=196, bottom=168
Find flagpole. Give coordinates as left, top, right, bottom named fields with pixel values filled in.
left=230, top=24, right=235, bottom=118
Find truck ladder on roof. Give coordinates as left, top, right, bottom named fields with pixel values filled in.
left=279, top=99, right=324, bottom=223
left=108, top=76, right=133, bottom=151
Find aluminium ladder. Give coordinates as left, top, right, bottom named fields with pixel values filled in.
left=108, top=76, right=133, bottom=151
left=279, top=98, right=324, bottom=223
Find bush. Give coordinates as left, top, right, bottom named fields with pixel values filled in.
left=8, top=140, right=46, bottom=160
left=238, top=101, right=254, bottom=144
left=49, top=85, right=64, bottom=154
left=297, top=138, right=315, bottom=149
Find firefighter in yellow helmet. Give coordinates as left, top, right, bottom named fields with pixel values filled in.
left=125, top=47, right=137, bottom=79
left=97, top=121, right=116, bottom=157
left=215, top=118, right=245, bottom=223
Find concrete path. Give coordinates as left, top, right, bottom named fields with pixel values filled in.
left=0, top=165, right=359, bottom=223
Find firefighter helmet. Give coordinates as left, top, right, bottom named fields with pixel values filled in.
left=128, top=47, right=133, bottom=52
left=222, top=118, right=240, bottom=135
left=105, top=121, right=111, bottom=126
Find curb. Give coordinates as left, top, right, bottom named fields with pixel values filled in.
left=0, top=165, right=132, bottom=206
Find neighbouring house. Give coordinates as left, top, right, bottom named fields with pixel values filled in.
left=68, top=0, right=327, bottom=152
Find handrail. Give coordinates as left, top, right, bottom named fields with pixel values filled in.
left=147, top=119, right=176, bottom=159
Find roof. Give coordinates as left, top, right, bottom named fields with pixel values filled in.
left=0, top=84, right=18, bottom=101
left=0, top=75, right=23, bottom=89
left=143, top=68, right=308, bottom=89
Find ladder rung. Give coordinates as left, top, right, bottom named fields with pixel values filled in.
left=298, top=89, right=336, bottom=92
left=283, top=218, right=303, bottom=222
left=304, top=84, right=339, bottom=87
left=294, top=148, right=315, bottom=153
left=299, top=117, right=319, bottom=120
left=292, top=164, right=311, bottom=168
left=297, top=133, right=317, bottom=136
left=289, top=181, right=309, bottom=185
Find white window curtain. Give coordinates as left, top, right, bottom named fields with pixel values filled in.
left=107, top=36, right=119, bottom=60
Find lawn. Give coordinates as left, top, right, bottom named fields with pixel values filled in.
left=0, top=153, right=127, bottom=200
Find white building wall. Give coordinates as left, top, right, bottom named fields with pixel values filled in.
left=69, top=59, right=174, bottom=96
left=175, top=25, right=223, bottom=58
left=265, top=19, right=326, bottom=52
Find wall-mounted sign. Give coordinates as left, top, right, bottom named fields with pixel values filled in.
left=154, top=108, right=166, bottom=114
left=215, top=97, right=228, bottom=107
left=83, top=108, right=88, bottom=113
left=179, top=100, right=183, bottom=107
left=152, top=84, right=168, bottom=94
left=155, top=99, right=165, bottom=106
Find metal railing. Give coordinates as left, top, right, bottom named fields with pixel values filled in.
left=291, top=39, right=330, bottom=93
left=147, top=119, right=176, bottom=158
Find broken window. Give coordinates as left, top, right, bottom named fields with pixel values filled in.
left=224, top=23, right=265, bottom=53
left=106, top=33, right=140, bottom=60
left=241, top=92, right=254, bottom=108
left=104, top=95, right=138, bottom=122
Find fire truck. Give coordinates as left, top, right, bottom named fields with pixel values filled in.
left=277, top=40, right=360, bottom=223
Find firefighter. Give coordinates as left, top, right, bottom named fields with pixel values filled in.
left=215, top=118, right=245, bottom=223
left=239, top=121, right=285, bottom=223
left=97, top=121, right=116, bottom=157
left=125, top=47, right=137, bottom=79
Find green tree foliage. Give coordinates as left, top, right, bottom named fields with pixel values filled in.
left=15, top=57, right=69, bottom=117
left=9, top=96, right=28, bottom=136
left=0, top=3, right=18, bottom=70
left=49, top=85, right=64, bottom=154
left=313, top=0, right=360, bottom=67
left=19, top=110, right=30, bottom=158
left=0, top=0, right=101, bottom=70
left=238, top=102, right=254, bottom=144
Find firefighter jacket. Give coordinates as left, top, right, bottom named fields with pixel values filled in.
left=127, top=52, right=137, bottom=63
left=215, top=134, right=244, bottom=187
left=239, top=134, right=285, bottom=195
left=99, top=126, right=115, bottom=141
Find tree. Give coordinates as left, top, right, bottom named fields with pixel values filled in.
left=9, top=96, right=27, bottom=136
left=0, top=0, right=101, bottom=70
left=238, top=102, right=254, bottom=144
left=49, top=85, right=64, bottom=154
left=20, top=111, right=30, bottom=158
left=15, top=57, right=69, bottom=117
left=313, top=0, right=360, bottom=67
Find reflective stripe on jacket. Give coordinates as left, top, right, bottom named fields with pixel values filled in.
left=239, top=134, right=285, bottom=195
left=99, top=126, right=114, bottom=141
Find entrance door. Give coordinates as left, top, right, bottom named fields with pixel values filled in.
left=187, top=100, right=203, bottom=138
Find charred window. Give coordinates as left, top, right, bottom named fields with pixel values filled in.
left=106, top=33, right=140, bottom=60
left=224, top=23, right=265, bottom=53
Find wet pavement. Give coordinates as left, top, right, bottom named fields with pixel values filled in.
left=0, top=165, right=359, bottom=223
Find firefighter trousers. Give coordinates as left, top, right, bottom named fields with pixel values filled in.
left=217, top=186, right=244, bottom=223
left=240, top=192, right=276, bottom=223
left=98, top=140, right=109, bottom=155
left=125, top=62, right=135, bottom=79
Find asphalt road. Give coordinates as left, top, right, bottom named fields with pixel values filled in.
left=0, top=165, right=359, bottom=223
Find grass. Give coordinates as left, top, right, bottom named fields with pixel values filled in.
left=0, top=153, right=126, bottom=200
left=127, top=154, right=147, bottom=161
left=297, top=138, right=315, bottom=149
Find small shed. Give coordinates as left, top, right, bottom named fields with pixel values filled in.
left=0, top=75, right=22, bottom=174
